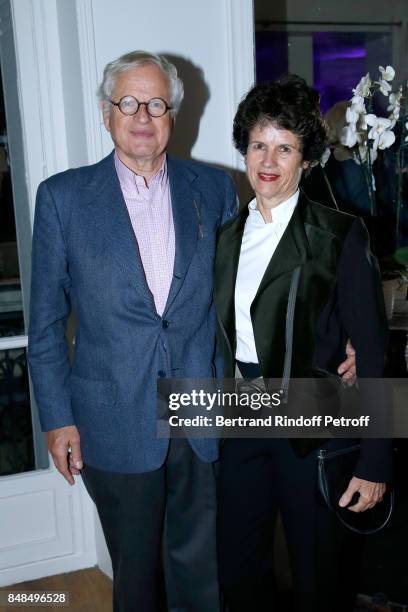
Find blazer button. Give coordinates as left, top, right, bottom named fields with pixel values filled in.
left=158, top=370, right=166, bottom=377
left=162, top=319, right=169, bottom=328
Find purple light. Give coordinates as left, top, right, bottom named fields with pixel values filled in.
left=255, top=29, right=392, bottom=114
left=318, top=48, right=367, bottom=61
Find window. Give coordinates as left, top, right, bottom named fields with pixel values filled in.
left=0, top=2, right=48, bottom=473
left=255, top=23, right=395, bottom=114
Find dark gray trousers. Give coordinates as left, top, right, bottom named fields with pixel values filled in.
left=81, top=437, right=220, bottom=612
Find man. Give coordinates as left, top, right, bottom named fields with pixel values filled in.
left=28, top=51, right=355, bottom=611
left=28, top=50, right=237, bottom=612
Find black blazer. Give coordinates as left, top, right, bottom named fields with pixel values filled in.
left=214, top=192, right=392, bottom=483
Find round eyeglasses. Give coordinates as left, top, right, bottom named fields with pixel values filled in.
left=110, top=96, right=172, bottom=118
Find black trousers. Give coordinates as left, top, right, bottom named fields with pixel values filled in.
left=81, top=437, right=220, bottom=612
left=217, top=437, right=361, bottom=612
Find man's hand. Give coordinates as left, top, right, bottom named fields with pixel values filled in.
left=337, top=340, right=356, bottom=385
left=339, top=476, right=386, bottom=512
left=46, top=425, right=83, bottom=485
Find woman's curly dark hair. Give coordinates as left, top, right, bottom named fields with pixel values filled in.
left=233, top=74, right=327, bottom=165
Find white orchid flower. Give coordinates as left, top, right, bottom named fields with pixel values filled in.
left=346, top=106, right=359, bottom=124
left=387, top=93, right=397, bottom=109
left=351, top=95, right=366, bottom=113
left=320, top=147, right=331, bottom=167
left=377, top=130, right=396, bottom=150
left=387, top=90, right=402, bottom=111
left=390, top=106, right=400, bottom=119
left=366, top=116, right=395, bottom=151
left=347, top=67, right=400, bottom=176
left=379, top=79, right=392, bottom=96
left=367, top=114, right=395, bottom=151
left=340, top=124, right=358, bottom=148
left=353, top=73, right=371, bottom=97
left=388, top=105, right=400, bottom=129
left=357, top=113, right=368, bottom=131
left=365, top=114, right=381, bottom=128
left=366, top=114, right=391, bottom=135
left=379, top=65, right=395, bottom=81
left=366, top=113, right=391, bottom=130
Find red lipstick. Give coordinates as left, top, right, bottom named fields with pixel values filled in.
left=258, top=173, right=279, bottom=182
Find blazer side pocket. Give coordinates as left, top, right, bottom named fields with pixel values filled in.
left=70, top=374, right=117, bottom=409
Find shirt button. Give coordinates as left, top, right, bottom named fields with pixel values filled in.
left=162, top=320, right=169, bottom=328
left=158, top=370, right=166, bottom=378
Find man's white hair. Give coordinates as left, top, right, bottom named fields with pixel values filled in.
left=97, top=50, right=184, bottom=117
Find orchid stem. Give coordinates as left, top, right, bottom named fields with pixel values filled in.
left=366, top=95, right=377, bottom=216
left=356, top=147, right=376, bottom=216
left=397, top=92, right=408, bottom=247
left=396, top=145, right=402, bottom=246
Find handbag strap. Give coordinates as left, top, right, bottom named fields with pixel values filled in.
left=280, top=224, right=312, bottom=403
left=336, top=490, right=395, bottom=535
left=281, top=265, right=301, bottom=403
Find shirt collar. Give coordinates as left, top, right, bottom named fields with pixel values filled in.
left=114, top=151, right=167, bottom=194
left=248, top=190, right=299, bottom=227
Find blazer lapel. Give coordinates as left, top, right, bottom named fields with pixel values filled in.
left=163, top=156, right=200, bottom=315
left=84, top=152, right=156, bottom=309
left=214, top=209, right=248, bottom=354
left=250, top=194, right=312, bottom=376
left=253, top=195, right=311, bottom=303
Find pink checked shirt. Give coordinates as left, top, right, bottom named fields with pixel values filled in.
left=114, top=152, right=175, bottom=316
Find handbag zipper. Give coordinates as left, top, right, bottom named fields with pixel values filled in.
left=317, top=444, right=360, bottom=460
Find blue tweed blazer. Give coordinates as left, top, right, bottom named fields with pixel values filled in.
left=28, top=151, right=238, bottom=473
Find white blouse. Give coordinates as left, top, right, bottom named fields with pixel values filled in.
left=234, top=190, right=299, bottom=363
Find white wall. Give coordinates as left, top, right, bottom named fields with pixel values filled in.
left=76, top=0, right=254, bottom=172
left=56, top=0, right=88, bottom=169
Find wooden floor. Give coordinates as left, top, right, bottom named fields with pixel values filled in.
left=0, top=568, right=112, bottom=612
left=1, top=569, right=402, bottom=611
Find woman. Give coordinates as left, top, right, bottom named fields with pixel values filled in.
left=214, top=75, right=391, bottom=612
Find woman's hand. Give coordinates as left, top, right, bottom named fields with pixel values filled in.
left=337, top=340, right=356, bottom=385
left=339, top=476, right=386, bottom=512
